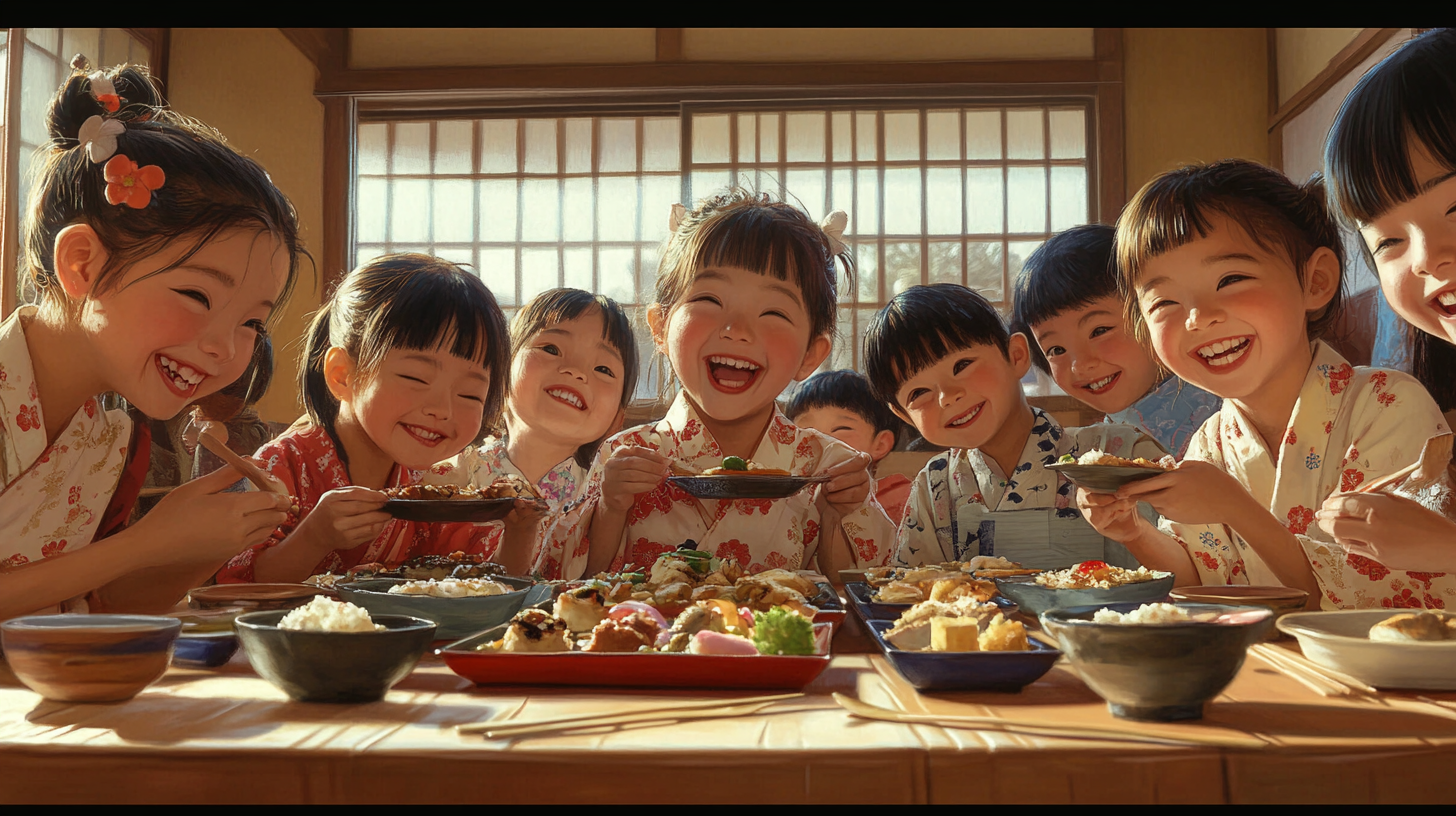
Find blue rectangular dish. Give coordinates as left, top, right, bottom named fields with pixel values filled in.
left=172, top=632, right=239, bottom=668
left=845, top=581, right=1017, bottom=622
left=865, top=619, right=1062, bottom=692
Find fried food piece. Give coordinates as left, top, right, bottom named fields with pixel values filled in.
left=583, top=616, right=655, bottom=652
left=928, top=577, right=996, bottom=604
left=874, top=582, right=926, bottom=604
left=978, top=613, right=1030, bottom=651
left=553, top=586, right=609, bottom=635
left=1370, top=611, right=1450, bottom=642
left=931, top=617, right=981, bottom=652
left=480, top=474, right=538, bottom=499
left=501, top=609, right=570, bottom=653
left=653, top=581, right=693, bottom=606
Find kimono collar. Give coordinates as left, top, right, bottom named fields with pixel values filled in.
left=658, top=392, right=801, bottom=472
left=0, top=307, right=50, bottom=481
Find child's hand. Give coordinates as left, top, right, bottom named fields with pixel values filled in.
left=1115, top=460, right=1251, bottom=526
left=503, top=498, right=551, bottom=529
left=1075, top=487, right=1146, bottom=543
left=1317, top=492, right=1456, bottom=571
left=820, top=451, right=873, bottom=516
left=291, top=486, right=391, bottom=555
left=601, top=446, right=671, bottom=512
left=135, top=464, right=294, bottom=565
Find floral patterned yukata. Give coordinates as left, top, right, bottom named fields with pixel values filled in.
left=875, top=472, right=913, bottom=527
left=535, top=393, right=898, bottom=580
left=895, top=408, right=1167, bottom=569
left=1167, top=343, right=1456, bottom=610
left=424, top=435, right=586, bottom=566
left=215, top=424, right=497, bottom=582
left=0, top=308, right=148, bottom=613
left=1107, top=374, right=1222, bottom=459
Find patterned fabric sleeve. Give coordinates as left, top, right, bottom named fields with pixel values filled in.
left=533, top=446, right=615, bottom=581
left=1158, top=417, right=1247, bottom=585
left=892, top=455, right=954, bottom=567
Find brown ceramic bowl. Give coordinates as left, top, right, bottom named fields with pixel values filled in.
left=188, top=583, right=331, bottom=611
left=1, top=614, right=181, bottom=702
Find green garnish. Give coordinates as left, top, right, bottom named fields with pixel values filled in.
left=721, top=456, right=749, bottom=471
left=1058, top=454, right=1076, bottom=464
left=752, top=607, right=816, bottom=656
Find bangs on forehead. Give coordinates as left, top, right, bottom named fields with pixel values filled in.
left=358, top=272, right=496, bottom=370
left=1118, top=192, right=1290, bottom=287
left=1324, top=31, right=1456, bottom=223
left=863, top=284, right=1010, bottom=404
left=509, top=287, right=640, bottom=412
left=692, top=206, right=824, bottom=293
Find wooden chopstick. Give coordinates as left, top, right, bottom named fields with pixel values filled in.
left=833, top=694, right=1268, bottom=749
left=198, top=432, right=287, bottom=495
left=1251, top=643, right=1378, bottom=697
left=469, top=701, right=795, bottom=739
left=1361, top=433, right=1453, bottom=494
left=458, top=692, right=804, bottom=737
left=1250, top=644, right=1348, bottom=697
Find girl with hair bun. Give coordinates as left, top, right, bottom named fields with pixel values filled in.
left=216, top=253, right=512, bottom=584
left=0, top=58, right=302, bottom=618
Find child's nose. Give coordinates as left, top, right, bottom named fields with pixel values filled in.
left=1410, top=226, right=1454, bottom=277
left=559, top=359, right=587, bottom=381
left=1185, top=306, right=1223, bottom=331
left=196, top=323, right=237, bottom=365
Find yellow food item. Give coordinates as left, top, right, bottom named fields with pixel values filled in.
left=978, top=613, right=1030, bottom=652
left=930, top=617, right=981, bottom=652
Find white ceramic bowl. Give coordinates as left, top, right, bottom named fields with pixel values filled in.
left=1276, top=610, right=1456, bottom=690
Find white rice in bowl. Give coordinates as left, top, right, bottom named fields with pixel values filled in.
left=1092, top=603, right=1193, bottom=625
left=278, top=595, right=385, bottom=632
left=386, top=578, right=511, bottom=598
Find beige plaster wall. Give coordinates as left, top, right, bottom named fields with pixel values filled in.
left=1123, top=28, right=1269, bottom=198
left=679, top=28, right=1093, bottom=62
left=166, top=28, right=324, bottom=425
left=350, top=29, right=657, bottom=69
left=1275, top=28, right=1362, bottom=105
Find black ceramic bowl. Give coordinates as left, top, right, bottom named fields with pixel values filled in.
left=235, top=611, right=437, bottom=703
left=1040, top=602, right=1274, bottom=722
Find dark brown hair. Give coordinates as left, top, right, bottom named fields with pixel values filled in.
left=1324, top=27, right=1456, bottom=412
left=301, top=254, right=510, bottom=462
left=507, top=288, right=639, bottom=467
left=1115, top=159, right=1345, bottom=347
left=22, top=60, right=304, bottom=319
left=653, top=188, right=847, bottom=341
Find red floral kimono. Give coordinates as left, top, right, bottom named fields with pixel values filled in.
left=216, top=424, right=497, bottom=582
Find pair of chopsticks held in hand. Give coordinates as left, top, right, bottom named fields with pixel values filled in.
left=1315, top=432, right=1453, bottom=555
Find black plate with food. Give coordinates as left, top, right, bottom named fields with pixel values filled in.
left=1045, top=462, right=1167, bottom=494
left=844, top=581, right=1017, bottom=622
left=667, top=474, right=829, bottom=500
left=383, top=498, right=522, bottom=523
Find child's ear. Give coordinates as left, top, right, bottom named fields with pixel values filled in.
left=52, top=224, right=109, bottom=299
left=870, top=428, right=897, bottom=462
left=1007, top=332, right=1033, bottom=379
left=322, top=346, right=357, bottom=402
left=1302, top=247, right=1341, bottom=313
left=795, top=335, right=833, bottom=380
left=645, top=303, right=670, bottom=355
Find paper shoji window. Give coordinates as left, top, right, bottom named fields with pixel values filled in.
left=685, top=106, right=1092, bottom=372
left=356, top=117, right=681, bottom=399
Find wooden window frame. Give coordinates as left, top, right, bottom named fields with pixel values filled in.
left=287, top=28, right=1126, bottom=296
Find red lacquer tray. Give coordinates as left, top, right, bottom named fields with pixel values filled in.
left=438, top=624, right=832, bottom=690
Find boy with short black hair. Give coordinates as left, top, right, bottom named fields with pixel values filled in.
left=1011, top=224, right=1220, bottom=458
left=787, top=369, right=912, bottom=524
left=864, top=283, right=1166, bottom=568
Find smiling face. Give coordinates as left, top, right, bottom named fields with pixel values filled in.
left=507, top=308, right=626, bottom=447
left=792, top=405, right=894, bottom=463
left=1358, top=146, right=1456, bottom=346
left=891, top=336, right=1030, bottom=450
left=1030, top=295, right=1162, bottom=414
left=80, top=228, right=288, bottom=420
left=1133, top=214, right=1335, bottom=402
left=650, top=265, right=829, bottom=424
left=341, top=345, right=492, bottom=471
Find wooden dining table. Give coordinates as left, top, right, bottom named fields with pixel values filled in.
left=2, top=610, right=1455, bottom=804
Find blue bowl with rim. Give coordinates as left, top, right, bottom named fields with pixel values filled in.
left=864, top=619, right=1061, bottom=692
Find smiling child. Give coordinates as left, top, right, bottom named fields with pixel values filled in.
left=1078, top=159, right=1455, bottom=610
left=786, top=369, right=912, bottom=524
left=1012, top=224, right=1220, bottom=457
left=864, top=284, right=1167, bottom=569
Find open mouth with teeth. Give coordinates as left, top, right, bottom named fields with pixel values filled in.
left=945, top=401, right=985, bottom=429
left=1432, top=290, right=1456, bottom=317
left=401, top=423, right=447, bottom=447
left=1080, top=371, right=1121, bottom=395
left=156, top=354, right=205, bottom=397
left=546, top=386, right=587, bottom=411
left=705, top=355, right=761, bottom=393
left=1194, top=336, right=1253, bottom=370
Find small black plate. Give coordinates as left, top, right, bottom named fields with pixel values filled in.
left=383, top=498, right=522, bottom=523
left=1045, top=462, right=1166, bottom=494
left=667, top=475, right=827, bottom=500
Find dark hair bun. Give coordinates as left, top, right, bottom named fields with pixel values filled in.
left=45, top=61, right=163, bottom=144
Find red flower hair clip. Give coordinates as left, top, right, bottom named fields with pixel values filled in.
left=104, top=154, right=165, bottom=209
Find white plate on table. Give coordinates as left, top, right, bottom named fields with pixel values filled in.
left=1277, top=610, right=1456, bottom=690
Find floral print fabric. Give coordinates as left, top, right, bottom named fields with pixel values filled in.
left=535, top=393, right=897, bottom=580
left=1168, top=342, right=1456, bottom=610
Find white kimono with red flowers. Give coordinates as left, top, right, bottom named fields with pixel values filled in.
left=0, top=308, right=135, bottom=613
left=535, top=393, right=897, bottom=580
left=1167, top=343, right=1456, bottom=610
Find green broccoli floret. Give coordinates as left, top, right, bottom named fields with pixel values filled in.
left=752, top=607, right=816, bottom=656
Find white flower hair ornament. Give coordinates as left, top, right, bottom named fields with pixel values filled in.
left=820, top=210, right=849, bottom=256
left=668, top=203, right=687, bottom=234
left=78, top=115, right=124, bottom=164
